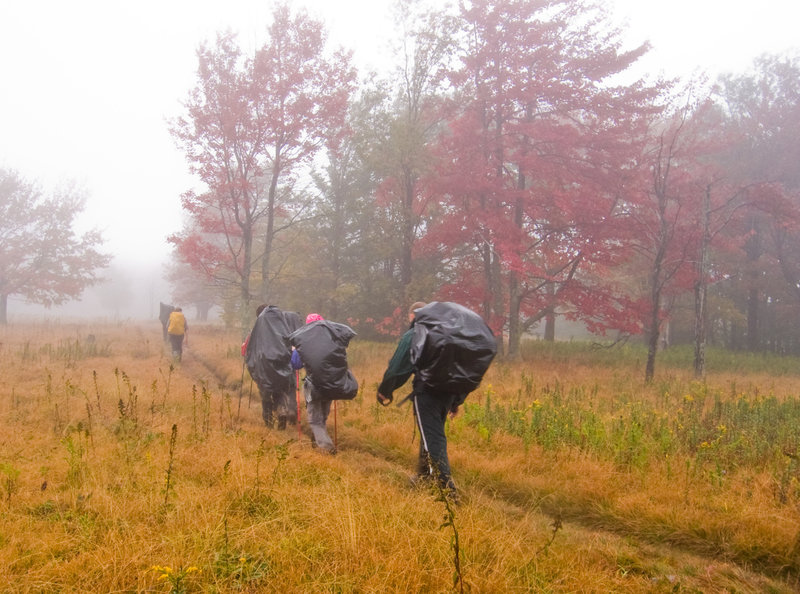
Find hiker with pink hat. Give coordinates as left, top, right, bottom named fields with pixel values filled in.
left=290, top=313, right=358, bottom=454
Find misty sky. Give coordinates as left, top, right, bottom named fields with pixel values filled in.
left=0, top=0, right=798, bottom=318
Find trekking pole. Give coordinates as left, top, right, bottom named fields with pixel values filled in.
left=333, top=400, right=338, bottom=450
left=412, top=396, right=433, bottom=476
left=295, top=370, right=302, bottom=440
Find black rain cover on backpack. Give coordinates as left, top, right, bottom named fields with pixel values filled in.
left=289, top=320, right=358, bottom=401
left=284, top=311, right=303, bottom=334
left=410, top=302, right=497, bottom=396
left=159, top=302, right=175, bottom=341
left=245, top=306, right=293, bottom=391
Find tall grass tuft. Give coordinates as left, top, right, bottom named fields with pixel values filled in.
left=162, top=423, right=178, bottom=509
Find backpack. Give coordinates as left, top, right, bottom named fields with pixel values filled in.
left=289, top=320, right=359, bottom=401
left=245, top=306, right=293, bottom=391
left=410, top=301, right=497, bottom=396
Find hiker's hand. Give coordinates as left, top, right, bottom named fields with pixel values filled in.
left=449, top=405, right=460, bottom=419
left=377, top=392, right=391, bottom=406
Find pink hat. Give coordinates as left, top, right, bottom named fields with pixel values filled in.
left=306, top=313, right=323, bottom=324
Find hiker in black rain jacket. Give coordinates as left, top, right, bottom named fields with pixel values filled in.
left=290, top=313, right=358, bottom=454
left=245, top=305, right=295, bottom=429
left=377, top=301, right=462, bottom=498
left=378, top=301, right=497, bottom=502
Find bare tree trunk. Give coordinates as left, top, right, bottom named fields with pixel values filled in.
left=260, top=160, right=281, bottom=303
left=491, top=249, right=506, bottom=358
left=507, top=271, right=521, bottom=358
left=645, top=316, right=660, bottom=383
left=197, top=302, right=212, bottom=322
left=744, top=218, right=761, bottom=352
left=241, top=225, right=253, bottom=314
left=694, top=185, right=711, bottom=378
left=401, top=170, right=415, bottom=293
left=544, top=282, right=556, bottom=341
left=0, top=293, right=7, bottom=325
left=746, top=287, right=759, bottom=351
left=507, top=190, right=525, bottom=358
left=646, top=236, right=666, bottom=383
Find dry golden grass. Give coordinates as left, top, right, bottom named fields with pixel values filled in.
left=1, top=321, right=799, bottom=592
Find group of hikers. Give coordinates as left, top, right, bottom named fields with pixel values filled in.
left=242, top=304, right=359, bottom=456
left=166, top=300, right=498, bottom=501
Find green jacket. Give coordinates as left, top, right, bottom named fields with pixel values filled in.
left=377, top=327, right=414, bottom=400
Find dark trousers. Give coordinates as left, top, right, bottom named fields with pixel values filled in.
left=413, top=390, right=458, bottom=489
left=258, top=384, right=297, bottom=428
left=258, top=385, right=275, bottom=427
left=168, top=333, right=184, bottom=360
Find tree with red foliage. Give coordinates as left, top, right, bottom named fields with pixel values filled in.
left=429, top=0, right=657, bottom=356
left=623, top=95, right=762, bottom=381
left=0, top=169, right=110, bottom=324
left=169, top=4, right=355, bottom=317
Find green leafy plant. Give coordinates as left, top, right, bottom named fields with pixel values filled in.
left=0, top=462, right=20, bottom=505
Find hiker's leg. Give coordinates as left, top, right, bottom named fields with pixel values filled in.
left=275, top=390, right=290, bottom=429
left=286, top=378, right=298, bottom=424
left=413, top=391, right=456, bottom=489
left=169, top=334, right=183, bottom=360
left=305, top=383, right=334, bottom=453
left=259, top=386, right=274, bottom=428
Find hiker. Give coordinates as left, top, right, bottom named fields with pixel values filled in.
left=166, top=306, right=188, bottom=361
left=241, top=304, right=267, bottom=355
left=290, top=313, right=359, bottom=454
left=377, top=301, right=497, bottom=500
left=283, top=311, right=303, bottom=424
left=159, top=302, right=175, bottom=342
left=244, top=305, right=295, bottom=429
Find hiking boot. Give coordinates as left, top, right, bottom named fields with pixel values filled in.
left=277, top=416, right=287, bottom=430
left=409, top=474, right=434, bottom=489
left=445, top=486, right=461, bottom=506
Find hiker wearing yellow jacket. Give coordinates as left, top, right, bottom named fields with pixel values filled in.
left=167, top=307, right=188, bottom=361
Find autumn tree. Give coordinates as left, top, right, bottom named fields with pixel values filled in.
left=164, top=259, right=218, bottom=321
left=0, top=169, right=110, bottom=324
left=308, top=137, right=377, bottom=320
left=712, top=54, right=800, bottom=352
left=356, top=0, right=457, bottom=312
left=431, top=0, right=656, bottom=356
left=169, top=3, right=355, bottom=323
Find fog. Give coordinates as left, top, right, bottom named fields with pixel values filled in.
left=1, top=0, right=798, bottom=322
left=7, top=260, right=172, bottom=322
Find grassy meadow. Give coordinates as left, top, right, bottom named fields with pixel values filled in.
left=1, top=321, right=800, bottom=592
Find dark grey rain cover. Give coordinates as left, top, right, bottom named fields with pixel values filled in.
left=245, top=306, right=293, bottom=391
left=410, top=301, right=497, bottom=395
left=289, top=320, right=358, bottom=401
